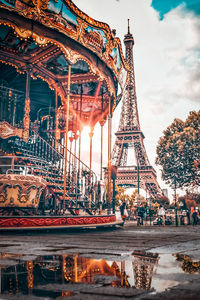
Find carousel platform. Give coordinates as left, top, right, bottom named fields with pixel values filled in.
left=0, top=214, right=124, bottom=231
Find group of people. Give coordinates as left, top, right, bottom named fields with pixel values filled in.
left=157, top=206, right=200, bottom=226
left=119, top=202, right=200, bottom=226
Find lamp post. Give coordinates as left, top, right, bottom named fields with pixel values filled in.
left=174, top=176, right=178, bottom=226
left=111, top=165, right=117, bottom=214
left=149, top=197, right=152, bottom=226
left=137, top=155, right=140, bottom=197
left=135, top=151, right=140, bottom=206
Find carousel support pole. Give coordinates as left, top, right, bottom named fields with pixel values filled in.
left=100, top=121, right=104, bottom=181
left=68, top=134, right=73, bottom=182
left=55, top=87, right=59, bottom=149
left=100, top=88, right=104, bottom=181
left=74, top=132, right=77, bottom=172
left=74, top=131, right=78, bottom=204
left=107, top=96, right=112, bottom=214
left=12, top=95, right=16, bottom=126
left=78, top=84, right=83, bottom=191
left=74, top=104, right=79, bottom=203
left=78, top=131, right=81, bottom=191
left=23, top=69, right=31, bottom=142
left=11, top=156, right=15, bottom=171
left=63, top=64, right=71, bottom=210
left=89, top=128, right=94, bottom=206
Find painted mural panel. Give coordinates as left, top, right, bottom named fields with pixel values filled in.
left=110, top=46, right=122, bottom=71
left=0, top=0, right=15, bottom=7
left=47, top=0, right=78, bottom=26
left=0, top=24, right=39, bottom=53
left=83, top=26, right=107, bottom=53
left=0, top=0, right=78, bottom=27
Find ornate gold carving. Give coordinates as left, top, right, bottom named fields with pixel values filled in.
left=0, top=195, right=5, bottom=203
left=65, top=0, right=111, bottom=33
left=0, top=175, right=46, bottom=208
left=83, top=30, right=103, bottom=53
left=23, top=97, right=30, bottom=142
left=14, top=27, right=31, bottom=39
left=0, top=121, right=23, bottom=139
left=32, top=0, right=49, bottom=12
left=19, top=195, right=28, bottom=203
left=14, top=26, right=49, bottom=45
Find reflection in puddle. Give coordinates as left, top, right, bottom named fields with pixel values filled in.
left=132, top=251, right=159, bottom=290
left=175, top=253, right=200, bottom=274
left=0, top=251, right=199, bottom=298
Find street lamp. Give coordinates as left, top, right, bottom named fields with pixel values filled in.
left=149, top=197, right=152, bottom=226
left=137, top=153, right=140, bottom=198
left=174, top=176, right=178, bottom=226
left=111, top=165, right=117, bottom=214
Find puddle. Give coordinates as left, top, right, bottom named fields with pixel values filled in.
left=0, top=250, right=199, bottom=298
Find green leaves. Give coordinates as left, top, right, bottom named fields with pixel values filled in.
left=156, top=111, right=200, bottom=188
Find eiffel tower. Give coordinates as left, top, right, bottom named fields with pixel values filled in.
left=112, top=21, right=163, bottom=198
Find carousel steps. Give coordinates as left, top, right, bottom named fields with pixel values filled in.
left=33, top=169, right=61, bottom=178
left=52, top=188, right=81, bottom=197
left=15, top=156, right=81, bottom=200
left=6, top=134, right=95, bottom=215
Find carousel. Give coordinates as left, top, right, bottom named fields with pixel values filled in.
left=0, top=0, right=128, bottom=229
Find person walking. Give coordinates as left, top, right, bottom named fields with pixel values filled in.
left=186, top=209, right=191, bottom=225
left=120, top=202, right=126, bottom=222
left=137, top=204, right=145, bottom=225
left=192, top=210, right=198, bottom=225
left=158, top=205, right=166, bottom=226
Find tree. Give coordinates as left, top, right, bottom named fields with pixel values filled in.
left=156, top=195, right=170, bottom=208
left=156, top=111, right=200, bottom=188
left=115, top=186, right=130, bottom=207
left=185, top=199, right=197, bottom=209
left=130, top=189, right=138, bottom=206
left=178, top=192, right=200, bottom=209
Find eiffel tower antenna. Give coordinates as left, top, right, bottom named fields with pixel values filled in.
left=128, top=18, right=130, bottom=34
left=111, top=23, right=163, bottom=198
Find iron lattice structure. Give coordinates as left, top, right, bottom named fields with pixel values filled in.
left=111, top=24, right=163, bottom=198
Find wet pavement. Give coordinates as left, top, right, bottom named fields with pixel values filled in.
left=0, top=222, right=200, bottom=299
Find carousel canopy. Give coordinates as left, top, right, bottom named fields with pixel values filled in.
left=0, top=0, right=128, bottom=130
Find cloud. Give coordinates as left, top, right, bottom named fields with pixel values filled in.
left=73, top=0, right=200, bottom=198
left=151, top=0, right=200, bottom=20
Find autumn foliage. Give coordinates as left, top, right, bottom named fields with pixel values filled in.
left=156, top=111, right=200, bottom=188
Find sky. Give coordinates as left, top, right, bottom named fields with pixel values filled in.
left=73, top=0, right=200, bottom=199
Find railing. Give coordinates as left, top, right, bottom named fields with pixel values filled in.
left=11, top=130, right=96, bottom=183
left=0, top=84, right=24, bottom=126
left=5, top=130, right=97, bottom=207
left=28, top=129, right=97, bottom=199
left=40, top=131, right=97, bottom=182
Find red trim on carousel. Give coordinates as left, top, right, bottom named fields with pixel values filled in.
left=0, top=215, right=117, bottom=229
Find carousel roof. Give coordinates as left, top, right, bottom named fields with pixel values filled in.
left=0, top=0, right=128, bottom=129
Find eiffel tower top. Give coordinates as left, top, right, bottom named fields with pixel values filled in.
left=124, top=19, right=134, bottom=45
left=117, top=18, right=140, bottom=132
